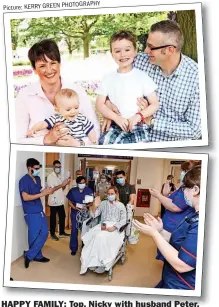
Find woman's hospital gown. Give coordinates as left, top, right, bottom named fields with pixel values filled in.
left=80, top=200, right=126, bottom=274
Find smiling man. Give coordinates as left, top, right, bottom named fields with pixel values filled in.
left=133, top=20, right=201, bottom=142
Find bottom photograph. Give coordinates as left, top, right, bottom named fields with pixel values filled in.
left=4, top=146, right=208, bottom=296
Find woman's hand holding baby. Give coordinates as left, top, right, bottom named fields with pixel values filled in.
left=44, top=123, right=68, bottom=145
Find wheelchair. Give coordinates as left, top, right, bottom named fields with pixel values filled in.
left=81, top=203, right=134, bottom=281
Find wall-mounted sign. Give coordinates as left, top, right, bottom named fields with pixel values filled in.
left=78, top=154, right=133, bottom=160
left=170, top=160, right=185, bottom=165
left=136, top=189, right=151, bottom=208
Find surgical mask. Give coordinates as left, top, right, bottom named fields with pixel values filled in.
left=101, top=178, right=106, bottom=183
left=32, top=169, right=40, bottom=177
left=180, top=171, right=186, bottom=182
left=117, top=178, right=125, bottom=185
left=184, top=195, right=193, bottom=207
left=78, top=183, right=86, bottom=190
left=55, top=168, right=61, bottom=174
left=108, top=195, right=116, bottom=202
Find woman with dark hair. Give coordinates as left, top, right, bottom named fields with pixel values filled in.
left=80, top=186, right=126, bottom=274
left=150, top=160, right=201, bottom=235
left=133, top=166, right=201, bottom=290
left=15, top=39, right=100, bottom=146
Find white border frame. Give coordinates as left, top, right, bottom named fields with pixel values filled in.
left=3, top=2, right=208, bottom=150
left=4, top=144, right=208, bottom=297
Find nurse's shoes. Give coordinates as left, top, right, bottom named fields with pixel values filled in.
left=59, top=232, right=70, bottom=238
left=51, top=234, right=59, bottom=241
left=23, top=253, right=30, bottom=269
left=33, top=256, right=50, bottom=263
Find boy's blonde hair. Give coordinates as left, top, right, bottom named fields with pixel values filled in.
left=110, top=30, right=137, bottom=52
left=54, top=88, right=79, bottom=106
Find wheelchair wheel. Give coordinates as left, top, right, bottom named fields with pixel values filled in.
left=108, top=268, right=113, bottom=281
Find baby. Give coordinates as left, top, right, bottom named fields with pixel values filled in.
left=27, top=88, right=97, bottom=145
left=96, top=30, right=159, bottom=145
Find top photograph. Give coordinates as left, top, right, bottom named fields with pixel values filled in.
left=4, top=3, right=208, bottom=149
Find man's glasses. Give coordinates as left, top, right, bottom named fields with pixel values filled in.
left=146, top=44, right=177, bottom=51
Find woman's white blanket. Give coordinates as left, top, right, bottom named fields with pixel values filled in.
left=80, top=221, right=124, bottom=274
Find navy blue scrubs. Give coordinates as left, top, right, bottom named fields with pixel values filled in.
left=19, top=174, right=48, bottom=261
left=162, top=188, right=194, bottom=233
left=157, top=188, right=195, bottom=261
left=156, top=211, right=199, bottom=290
left=66, top=187, right=93, bottom=253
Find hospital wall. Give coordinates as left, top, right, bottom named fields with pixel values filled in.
left=11, top=151, right=44, bottom=262
left=131, top=158, right=173, bottom=217
left=60, top=153, right=74, bottom=227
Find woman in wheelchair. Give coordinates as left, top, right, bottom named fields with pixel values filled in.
left=80, top=186, right=127, bottom=274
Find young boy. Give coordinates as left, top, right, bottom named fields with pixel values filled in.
left=27, top=88, right=97, bottom=146
left=96, top=30, right=159, bottom=144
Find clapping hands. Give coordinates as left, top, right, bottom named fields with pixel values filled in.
left=132, top=213, right=163, bottom=237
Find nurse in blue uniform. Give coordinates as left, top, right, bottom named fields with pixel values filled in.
left=66, top=176, right=93, bottom=256
left=150, top=186, right=195, bottom=262
left=19, top=158, right=54, bottom=268
left=162, top=188, right=194, bottom=233
left=133, top=166, right=201, bottom=290
left=150, top=187, right=194, bottom=234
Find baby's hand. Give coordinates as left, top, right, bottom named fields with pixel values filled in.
left=128, top=114, right=141, bottom=131
left=27, top=128, right=35, bottom=137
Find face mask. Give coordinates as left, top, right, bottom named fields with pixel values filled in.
left=101, top=178, right=106, bottom=183
left=117, top=178, right=125, bottom=185
left=78, top=183, right=86, bottom=190
left=55, top=168, right=61, bottom=174
left=180, top=171, right=186, bottom=182
left=108, top=195, right=116, bottom=202
left=32, top=169, right=40, bottom=177
left=184, top=194, right=193, bottom=207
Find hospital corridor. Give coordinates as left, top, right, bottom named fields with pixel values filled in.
left=11, top=230, right=163, bottom=287
left=9, top=151, right=188, bottom=288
